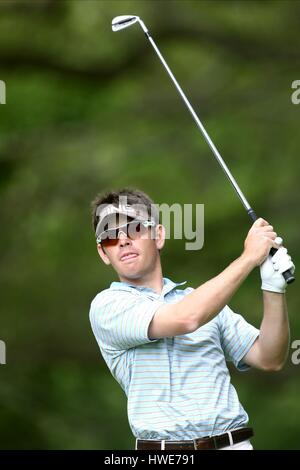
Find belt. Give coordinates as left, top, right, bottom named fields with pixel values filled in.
left=136, top=427, right=254, bottom=450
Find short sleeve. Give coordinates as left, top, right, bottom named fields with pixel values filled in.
left=89, top=292, right=165, bottom=352
left=218, top=305, right=260, bottom=371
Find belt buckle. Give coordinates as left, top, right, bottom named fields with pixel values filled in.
left=212, top=432, right=232, bottom=450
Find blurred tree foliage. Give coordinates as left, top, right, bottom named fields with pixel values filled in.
left=0, top=0, right=299, bottom=449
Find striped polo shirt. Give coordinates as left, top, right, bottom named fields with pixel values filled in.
left=89, top=277, right=259, bottom=440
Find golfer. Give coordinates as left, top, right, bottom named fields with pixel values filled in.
left=89, top=188, right=295, bottom=450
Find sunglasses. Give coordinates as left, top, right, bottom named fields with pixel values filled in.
left=96, top=220, right=156, bottom=247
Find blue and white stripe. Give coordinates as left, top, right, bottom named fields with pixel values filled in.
left=89, top=277, right=259, bottom=440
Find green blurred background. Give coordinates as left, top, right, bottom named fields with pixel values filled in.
left=0, top=0, right=299, bottom=450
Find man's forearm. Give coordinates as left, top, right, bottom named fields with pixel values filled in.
left=257, top=291, right=290, bottom=369
left=178, top=253, right=254, bottom=330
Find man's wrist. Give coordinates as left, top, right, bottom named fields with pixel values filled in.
left=239, top=251, right=257, bottom=272
left=261, top=283, right=285, bottom=294
left=262, top=288, right=285, bottom=296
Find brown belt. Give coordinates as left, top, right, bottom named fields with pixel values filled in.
left=136, top=427, right=253, bottom=450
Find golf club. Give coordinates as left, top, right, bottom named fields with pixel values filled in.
left=111, top=15, right=295, bottom=284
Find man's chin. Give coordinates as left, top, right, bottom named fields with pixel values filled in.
left=117, top=266, right=146, bottom=281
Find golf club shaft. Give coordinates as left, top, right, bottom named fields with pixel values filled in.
left=145, top=32, right=251, bottom=213
left=141, top=28, right=294, bottom=284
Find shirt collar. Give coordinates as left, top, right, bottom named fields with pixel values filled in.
left=109, top=277, right=187, bottom=297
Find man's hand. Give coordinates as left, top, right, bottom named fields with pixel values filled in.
left=242, top=218, right=280, bottom=267
left=260, top=242, right=295, bottom=293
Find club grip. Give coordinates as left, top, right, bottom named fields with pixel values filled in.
left=247, top=208, right=295, bottom=284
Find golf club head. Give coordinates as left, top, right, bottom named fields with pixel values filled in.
left=112, top=15, right=139, bottom=32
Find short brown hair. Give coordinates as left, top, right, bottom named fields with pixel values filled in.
left=91, top=187, right=159, bottom=233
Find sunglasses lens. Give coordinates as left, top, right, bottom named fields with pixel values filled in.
left=101, top=238, right=119, bottom=247
left=100, top=228, right=119, bottom=247
left=100, top=221, right=152, bottom=246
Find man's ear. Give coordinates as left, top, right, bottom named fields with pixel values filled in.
left=96, top=243, right=111, bottom=265
left=155, top=224, right=166, bottom=251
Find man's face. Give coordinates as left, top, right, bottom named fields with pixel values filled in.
left=96, top=217, right=165, bottom=281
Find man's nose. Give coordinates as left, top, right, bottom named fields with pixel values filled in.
left=118, top=230, right=131, bottom=245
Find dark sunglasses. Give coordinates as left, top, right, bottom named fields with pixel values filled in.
left=97, top=220, right=156, bottom=247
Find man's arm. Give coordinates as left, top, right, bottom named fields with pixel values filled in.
left=149, top=218, right=278, bottom=340
left=149, top=253, right=255, bottom=339
left=242, top=292, right=290, bottom=371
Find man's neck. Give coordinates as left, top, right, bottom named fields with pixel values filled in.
left=119, top=264, right=164, bottom=295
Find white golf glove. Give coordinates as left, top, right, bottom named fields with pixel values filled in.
left=260, top=237, right=295, bottom=293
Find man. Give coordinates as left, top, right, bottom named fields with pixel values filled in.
left=89, top=187, right=295, bottom=450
